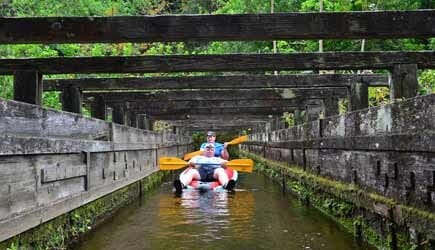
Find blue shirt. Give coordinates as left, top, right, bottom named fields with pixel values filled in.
left=200, top=142, right=224, bottom=157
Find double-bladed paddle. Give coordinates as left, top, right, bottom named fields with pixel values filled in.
left=159, top=157, right=253, bottom=173
left=183, top=135, right=248, bottom=160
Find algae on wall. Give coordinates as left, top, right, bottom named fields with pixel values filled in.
left=241, top=150, right=433, bottom=250
left=1, top=171, right=169, bottom=250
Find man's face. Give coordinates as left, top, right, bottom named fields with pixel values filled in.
left=204, top=146, right=215, bottom=157
left=207, top=135, right=216, bottom=143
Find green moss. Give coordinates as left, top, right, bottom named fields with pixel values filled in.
left=1, top=171, right=169, bottom=250
left=240, top=150, right=435, bottom=250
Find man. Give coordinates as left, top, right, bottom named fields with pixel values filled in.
left=200, top=131, right=229, bottom=160
left=173, top=143, right=236, bottom=193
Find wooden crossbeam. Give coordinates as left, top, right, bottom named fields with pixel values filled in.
left=1, top=52, right=433, bottom=75
left=153, top=114, right=272, bottom=121
left=125, top=106, right=298, bottom=116
left=44, top=74, right=389, bottom=91
left=84, top=88, right=347, bottom=102
left=107, top=99, right=308, bottom=110
left=1, top=10, right=433, bottom=44
left=164, top=120, right=268, bottom=125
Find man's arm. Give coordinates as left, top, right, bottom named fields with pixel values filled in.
left=220, top=142, right=229, bottom=160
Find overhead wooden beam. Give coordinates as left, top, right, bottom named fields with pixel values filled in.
left=104, top=99, right=308, bottom=110
left=0, top=52, right=433, bottom=75
left=44, top=74, right=389, bottom=91
left=164, top=121, right=267, bottom=129
left=126, top=106, right=297, bottom=116
left=1, top=10, right=433, bottom=44
left=84, top=88, right=348, bottom=102
left=164, top=119, right=269, bottom=125
left=153, top=114, right=272, bottom=121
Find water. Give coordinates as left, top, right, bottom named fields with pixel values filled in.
left=75, top=173, right=375, bottom=250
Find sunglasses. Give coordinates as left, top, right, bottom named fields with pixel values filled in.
left=205, top=147, right=214, bottom=151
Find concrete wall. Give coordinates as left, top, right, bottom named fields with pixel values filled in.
left=0, top=98, right=193, bottom=242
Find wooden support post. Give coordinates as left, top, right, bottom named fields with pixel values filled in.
left=390, top=64, right=418, bottom=100
left=349, top=82, right=368, bottom=111
left=13, top=70, right=43, bottom=105
left=140, top=115, right=154, bottom=131
left=294, top=109, right=303, bottom=125
left=61, top=85, right=82, bottom=114
left=112, top=104, right=125, bottom=125
left=306, top=104, right=322, bottom=122
left=323, top=97, right=339, bottom=117
left=129, top=112, right=138, bottom=128
left=90, top=95, right=106, bottom=120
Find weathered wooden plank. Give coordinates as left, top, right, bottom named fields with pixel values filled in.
left=43, top=74, right=389, bottom=91
left=0, top=52, right=433, bottom=75
left=153, top=114, right=272, bottom=121
left=106, top=99, right=310, bottom=111
left=246, top=133, right=435, bottom=153
left=85, top=88, right=348, bottom=102
left=0, top=98, right=109, bottom=140
left=128, top=106, right=296, bottom=116
left=40, top=156, right=87, bottom=183
left=1, top=10, right=433, bottom=44
left=0, top=134, right=188, bottom=156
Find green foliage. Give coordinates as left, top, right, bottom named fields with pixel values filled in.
left=368, top=87, right=390, bottom=107
left=1, top=0, right=433, bottom=112
left=419, top=70, right=435, bottom=95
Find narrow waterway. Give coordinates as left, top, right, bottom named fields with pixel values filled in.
left=75, top=173, right=375, bottom=250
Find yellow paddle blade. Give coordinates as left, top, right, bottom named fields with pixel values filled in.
left=159, top=157, right=188, bottom=170
left=183, top=150, right=202, bottom=160
left=227, top=135, right=248, bottom=145
left=159, top=157, right=254, bottom=173
left=227, top=159, right=254, bottom=173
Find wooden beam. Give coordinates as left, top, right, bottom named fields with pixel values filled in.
left=106, top=99, right=308, bottom=110
left=1, top=10, right=433, bottom=44
left=164, top=119, right=268, bottom=126
left=127, top=106, right=296, bottom=116
left=153, top=114, right=272, bottom=121
left=0, top=52, right=433, bottom=75
left=84, top=88, right=348, bottom=102
left=44, top=74, right=389, bottom=91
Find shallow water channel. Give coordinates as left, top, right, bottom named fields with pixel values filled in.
left=76, top=173, right=375, bottom=250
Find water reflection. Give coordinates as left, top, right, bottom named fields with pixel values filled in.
left=156, top=189, right=255, bottom=244
left=76, top=173, right=375, bottom=250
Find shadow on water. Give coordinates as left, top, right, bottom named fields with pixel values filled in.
left=75, top=173, right=375, bottom=250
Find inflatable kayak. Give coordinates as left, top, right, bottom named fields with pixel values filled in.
left=177, top=167, right=238, bottom=192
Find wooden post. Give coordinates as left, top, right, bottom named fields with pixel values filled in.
left=294, top=109, right=303, bottom=125
left=306, top=104, right=322, bottom=122
left=61, top=85, right=82, bottom=114
left=13, top=70, right=43, bottom=105
left=91, top=95, right=106, bottom=120
left=140, top=115, right=154, bottom=131
left=129, top=112, right=138, bottom=128
left=349, top=82, right=369, bottom=111
left=112, top=104, right=125, bottom=125
left=323, top=97, right=339, bottom=117
left=390, top=64, right=418, bottom=100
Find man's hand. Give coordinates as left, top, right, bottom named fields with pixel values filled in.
left=223, top=142, right=229, bottom=149
left=221, top=162, right=227, bottom=168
